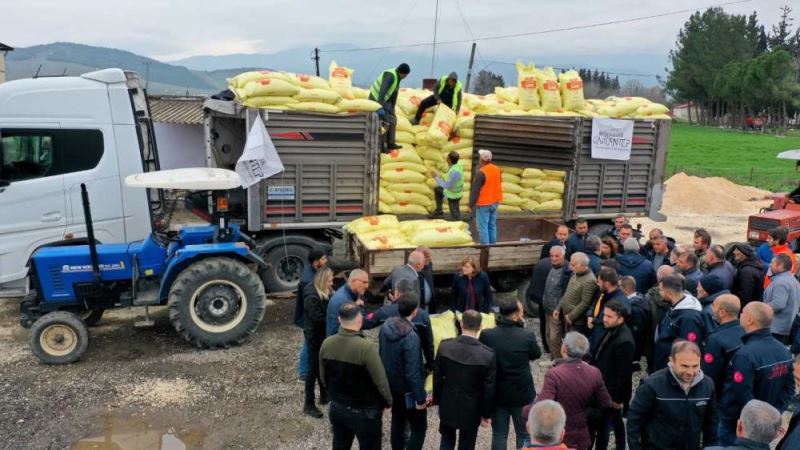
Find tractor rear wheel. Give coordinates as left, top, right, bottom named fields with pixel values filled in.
left=168, top=257, right=266, bottom=349
left=30, top=311, right=89, bottom=364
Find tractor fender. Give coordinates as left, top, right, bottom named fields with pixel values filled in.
left=158, top=243, right=260, bottom=300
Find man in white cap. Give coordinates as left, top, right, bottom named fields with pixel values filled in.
left=469, top=149, right=503, bottom=245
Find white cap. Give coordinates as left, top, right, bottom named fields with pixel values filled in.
left=478, top=149, right=492, bottom=161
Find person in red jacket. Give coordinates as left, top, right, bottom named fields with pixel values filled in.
left=536, top=332, right=613, bottom=450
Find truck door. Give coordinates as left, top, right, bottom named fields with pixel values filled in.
left=0, top=130, right=66, bottom=289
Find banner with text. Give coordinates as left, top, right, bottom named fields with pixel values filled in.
left=591, top=117, right=634, bottom=161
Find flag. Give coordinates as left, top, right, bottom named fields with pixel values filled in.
left=235, top=114, right=284, bottom=188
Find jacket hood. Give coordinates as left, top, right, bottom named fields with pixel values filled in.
left=668, top=361, right=705, bottom=389
left=738, top=257, right=765, bottom=271
left=383, top=316, right=414, bottom=341
left=673, top=294, right=702, bottom=312
left=700, top=290, right=730, bottom=307
left=617, top=252, right=646, bottom=268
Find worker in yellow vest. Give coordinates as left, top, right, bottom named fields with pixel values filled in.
left=369, top=63, right=411, bottom=152
left=413, top=72, right=463, bottom=124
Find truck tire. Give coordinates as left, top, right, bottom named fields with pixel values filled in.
left=260, top=244, right=309, bottom=293
left=490, top=270, right=526, bottom=293
left=80, top=309, right=104, bottom=327
left=30, top=311, right=89, bottom=364
left=517, top=278, right=531, bottom=304
left=588, top=223, right=613, bottom=237
left=168, top=257, right=266, bottom=349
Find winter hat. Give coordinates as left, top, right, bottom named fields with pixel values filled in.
left=732, top=242, right=755, bottom=259
left=448, top=71, right=458, bottom=80
left=622, top=238, right=640, bottom=253
left=397, top=63, right=411, bottom=75
left=699, top=274, right=725, bottom=296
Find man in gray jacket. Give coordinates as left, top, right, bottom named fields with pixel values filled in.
left=763, top=253, right=800, bottom=344
left=544, top=246, right=568, bottom=360
left=384, top=251, right=425, bottom=303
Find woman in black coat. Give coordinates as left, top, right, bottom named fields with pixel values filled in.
left=302, top=267, right=333, bottom=418
left=451, top=257, right=494, bottom=313
left=731, top=243, right=766, bottom=305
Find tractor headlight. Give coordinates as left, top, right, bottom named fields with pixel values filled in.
left=748, top=231, right=760, bottom=240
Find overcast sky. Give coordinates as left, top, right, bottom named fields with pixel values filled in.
left=2, top=0, right=793, bottom=62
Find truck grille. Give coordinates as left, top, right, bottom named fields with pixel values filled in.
left=750, top=217, right=780, bottom=231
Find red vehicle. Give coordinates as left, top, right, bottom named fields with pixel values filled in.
left=746, top=150, right=800, bottom=247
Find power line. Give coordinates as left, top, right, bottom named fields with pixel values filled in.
left=318, top=0, right=751, bottom=53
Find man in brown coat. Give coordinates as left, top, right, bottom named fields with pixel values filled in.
left=536, top=331, right=613, bottom=450
left=554, top=252, right=597, bottom=335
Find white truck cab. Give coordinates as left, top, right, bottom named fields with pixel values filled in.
left=0, top=69, right=152, bottom=296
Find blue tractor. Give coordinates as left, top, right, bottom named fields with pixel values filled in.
left=20, top=169, right=268, bottom=364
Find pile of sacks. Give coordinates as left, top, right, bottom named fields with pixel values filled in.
left=345, top=215, right=474, bottom=250
left=227, top=62, right=383, bottom=114
left=498, top=166, right=566, bottom=213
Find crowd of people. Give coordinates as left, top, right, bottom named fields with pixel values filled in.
left=291, top=214, right=800, bottom=450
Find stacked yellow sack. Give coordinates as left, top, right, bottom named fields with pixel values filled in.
left=537, top=67, right=562, bottom=113
left=328, top=61, right=355, bottom=100
left=379, top=146, right=432, bottom=215
left=453, top=109, right=476, bottom=138
left=345, top=215, right=400, bottom=234
left=357, top=229, right=413, bottom=250
left=428, top=104, right=457, bottom=147
left=558, top=70, right=586, bottom=112
left=516, top=62, right=541, bottom=111
left=528, top=169, right=565, bottom=212
left=230, top=71, right=301, bottom=109
left=498, top=165, right=524, bottom=212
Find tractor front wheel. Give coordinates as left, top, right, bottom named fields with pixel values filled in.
left=168, top=257, right=266, bottom=349
left=30, top=311, right=89, bottom=364
left=80, top=309, right=104, bottom=326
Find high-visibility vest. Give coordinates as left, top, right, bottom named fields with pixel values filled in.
left=436, top=75, right=462, bottom=111
left=370, top=69, right=399, bottom=104
left=477, top=163, right=503, bottom=206
left=444, top=162, right=464, bottom=199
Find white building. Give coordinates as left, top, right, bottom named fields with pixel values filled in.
left=0, top=43, right=13, bottom=84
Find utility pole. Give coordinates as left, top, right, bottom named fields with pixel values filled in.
left=431, top=0, right=439, bottom=77
left=313, top=48, right=320, bottom=76
left=465, top=42, right=477, bottom=93
left=143, top=61, right=151, bottom=89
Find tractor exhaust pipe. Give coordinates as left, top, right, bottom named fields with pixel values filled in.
left=80, top=184, right=101, bottom=284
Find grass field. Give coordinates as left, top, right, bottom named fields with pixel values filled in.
left=667, top=123, right=800, bottom=192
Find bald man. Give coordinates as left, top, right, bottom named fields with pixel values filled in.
left=327, top=269, right=368, bottom=336
left=701, top=294, right=745, bottom=400
left=384, top=251, right=426, bottom=304
left=717, top=302, right=795, bottom=446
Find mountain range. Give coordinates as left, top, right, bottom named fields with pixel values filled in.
left=5, top=42, right=668, bottom=95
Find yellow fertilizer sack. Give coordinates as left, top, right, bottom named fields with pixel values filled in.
left=338, top=99, right=382, bottom=113
left=530, top=191, right=563, bottom=203
left=533, top=199, right=563, bottom=212
left=420, top=148, right=445, bottom=163
left=455, top=311, right=497, bottom=331
left=358, top=229, right=410, bottom=249
left=456, top=128, right=474, bottom=139
left=426, top=311, right=460, bottom=391
left=397, top=97, right=419, bottom=117
left=328, top=61, right=355, bottom=100
left=244, top=78, right=300, bottom=98
left=287, top=102, right=340, bottom=114
left=498, top=205, right=523, bottom=213
left=522, top=168, right=545, bottom=179
left=520, top=188, right=535, bottom=199
left=381, top=147, right=423, bottom=165
left=520, top=178, right=545, bottom=189
left=543, top=169, right=566, bottom=179
left=538, top=180, right=565, bottom=194
left=352, top=87, right=370, bottom=100
left=392, top=203, right=430, bottom=215
left=501, top=192, right=524, bottom=206
left=396, top=115, right=414, bottom=133
left=502, top=166, right=524, bottom=176
left=387, top=183, right=433, bottom=196
left=516, top=62, right=541, bottom=111
left=558, top=70, right=585, bottom=111
left=502, top=173, right=521, bottom=184
left=537, top=67, right=562, bottom=113
left=379, top=201, right=392, bottom=213
left=382, top=168, right=427, bottom=184
left=396, top=131, right=416, bottom=145
left=242, top=96, right=298, bottom=108
left=454, top=115, right=475, bottom=130
left=502, top=182, right=524, bottom=195
left=523, top=199, right=540, bottom=211
left=294, top=88, right=341, bottom=105
left=380, top=187, right=396, bottom=204
left=403, top=220, right=468, bottom=235
left=410, top=227, right=473, bottom=247
left=230, top=70, right=292, bottom=90
left=442, top=137, right=473, bottom=152
left=495, top=86, right=519, bottom=104
left=345, top=215, right=399, bottom=234
left=293, top=74, right=330, bottom=90
left=428, top=104, right=457, bottom=147
left=636, top=103, right=669, bottom=116
left=382, top=161, right=427, bottom=174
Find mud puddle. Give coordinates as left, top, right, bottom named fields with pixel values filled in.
left=71, top=415, right=205, bottom=450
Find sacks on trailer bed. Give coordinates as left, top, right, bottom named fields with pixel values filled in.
left=287, top=102, right=340, bottom=114
left=357, top=229, right=413, bottom=250
left=409, top=227, right=474, bottom=247
left=345, top=215, right=399, bottom=234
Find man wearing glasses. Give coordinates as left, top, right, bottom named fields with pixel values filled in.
left=327, top=269, right=369, bottom=336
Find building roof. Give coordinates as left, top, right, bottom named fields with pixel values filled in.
left=148, top=95, right=205, bottom=125
left=0, top=43, right=13, bottom=51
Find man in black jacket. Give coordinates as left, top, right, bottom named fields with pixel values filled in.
left=589, top=300, right=635, bottom=450
left=321, top=302, right=393, bottom=450
left=539, top=224, right=569, bottom=261
left=434, top=310, right=496, bottom=450
left=526, top=256, right=553, bottom=353
left=653, top=274, right=706, bottom=372
left=627, top=340, right=717, bottom=450
left=295, top=248, right=327, bottom=382
left=480, top=298, right=542, bottom=450
left=379, top=295, right=427, bottom=450
left=701, top=294, right=745, bottom=401
left=731, top=243, right=765, bottom=306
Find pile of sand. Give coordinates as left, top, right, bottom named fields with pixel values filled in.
left=661, top=172, right=772, bottom=216
left=118, top=377, right=206, bottom=407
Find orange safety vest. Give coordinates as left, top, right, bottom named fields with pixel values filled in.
left=477, top=163, right=503, bottom=206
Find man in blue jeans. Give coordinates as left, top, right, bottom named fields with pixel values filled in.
left=470, top=149, right=503, bottom=245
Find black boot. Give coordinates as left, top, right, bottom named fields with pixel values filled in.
left=304, top=404, right=324, bottom=418
left=387, top=143, right=403, bottom=151
left=319, top=390, right=330, bottom=405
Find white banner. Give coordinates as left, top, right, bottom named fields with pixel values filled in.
left=591, top=117, right=634, bottom=161
left=236, top=115, right=284, bottom=188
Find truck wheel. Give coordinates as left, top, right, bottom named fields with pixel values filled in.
left=30, top=311, right=89, bottom=364
left=588, top=223, right=613, bottom=237
left=517, top=279, right=531, bottom=304
left=168, top=257, right=266, bottom=349
left=490, top=271, right=525, bottom=293
left=260, top=244, right=309, bottom=293
left=80, top=309, right=104, bottom=327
